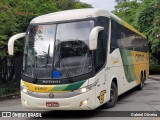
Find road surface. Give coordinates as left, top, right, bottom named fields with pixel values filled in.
left=0, top=79, right=160, bottom=119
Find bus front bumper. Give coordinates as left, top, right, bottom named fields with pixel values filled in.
left=21, top=88, right=96, bottom=110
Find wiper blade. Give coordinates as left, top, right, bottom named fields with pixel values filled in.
left=43, top=44, right=50, bottom=65
left=27, top=47, right=38, bottom=83
left=47, top=44, right=50, bottom=64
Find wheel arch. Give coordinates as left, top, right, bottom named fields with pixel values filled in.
left=108, top=76, right=118, bottom=95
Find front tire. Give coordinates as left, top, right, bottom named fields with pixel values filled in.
left=104, top=82, right=118, bottom=108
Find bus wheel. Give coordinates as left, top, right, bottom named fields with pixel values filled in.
left=104, top=82, right=118, bottom=108
left=137, top=74, right=145, bottom=90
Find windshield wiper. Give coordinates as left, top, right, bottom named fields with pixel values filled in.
left=46, top=44, right=50, bottom=65
left=27, top=50, right=38, bottom=83
left=42, top=44, right=50, bottom=67
left=80, top=53, right=88, bottom=73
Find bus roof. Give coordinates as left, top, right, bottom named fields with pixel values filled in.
left=31, top=8, right=146, bottom=38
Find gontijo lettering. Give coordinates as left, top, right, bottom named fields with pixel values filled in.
left=35, top=87, right=47, bottom=90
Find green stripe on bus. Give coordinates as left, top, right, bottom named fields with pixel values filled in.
left=120, top=49, right=137, bottom=83
left=51, top=84, right=68, bottom=91
left=64, top=80, right=86, bottom=91
left=50, top=80, right=86, bottom=91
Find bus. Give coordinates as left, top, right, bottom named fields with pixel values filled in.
left=8, top=8, right=149, bottom=110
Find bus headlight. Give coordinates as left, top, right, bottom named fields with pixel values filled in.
left=21, top=86, right=29, bottom=94
left=79, top=87, right=87, bottom=93
left=76, top=82, right=97, bottom=94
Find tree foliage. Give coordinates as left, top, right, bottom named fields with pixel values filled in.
left=114, top=0, right=160, bottom=64
left=114, top=1, right=140, bottom=28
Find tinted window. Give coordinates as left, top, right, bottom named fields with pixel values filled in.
left=110, top=20, right=119, bottom=52
left=96, top=37, right=104, bottom=71
left=110, top=20, right=148, bottom=53
left=95, top=17, right=109, bottom=72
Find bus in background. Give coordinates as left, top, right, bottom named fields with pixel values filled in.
left=8, top=8, right=149, bottom=110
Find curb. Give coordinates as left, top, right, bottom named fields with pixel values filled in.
left=0, top=93, right=20, bottom=100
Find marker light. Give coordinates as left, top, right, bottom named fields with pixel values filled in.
left=22, top=88, right=28, bottom=93
left=21, top=86, right=28, bottom=94
left=80, top=99, right=88, bottom=106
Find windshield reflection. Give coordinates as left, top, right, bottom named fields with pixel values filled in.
left=22, top=20, right=94, bottom=79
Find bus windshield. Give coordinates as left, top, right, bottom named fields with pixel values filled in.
left=22, top=20, right=94, bottom=79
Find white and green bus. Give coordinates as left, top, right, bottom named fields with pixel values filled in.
left=8, top=8, right=149, bottom=110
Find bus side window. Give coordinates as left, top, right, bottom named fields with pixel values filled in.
left=96, top=32, right=104, bottom=72
left=110, top=37, right=118, bottom=53
left=110, top=20, right=118, bottom=53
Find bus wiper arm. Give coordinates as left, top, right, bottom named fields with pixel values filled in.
left=27, top=50, right=38, bottom=83
left=47, top=44, right=50, bottom=64
left=44, top=44, right=50, bottom=65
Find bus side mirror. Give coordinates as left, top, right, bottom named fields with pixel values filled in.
left=8, top=33, right=26, bottom=55
left=89, top=26, right=104, bottom=50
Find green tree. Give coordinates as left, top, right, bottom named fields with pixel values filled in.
left=114, top=1, right=140, bottom=28
left=137, top=0, right=160, bottom=64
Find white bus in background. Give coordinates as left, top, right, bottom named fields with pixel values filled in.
left=8, top=8, right=149, bottom=110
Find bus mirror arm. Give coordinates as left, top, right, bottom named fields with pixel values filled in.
left=8, top=33, right=26, bottom=55
left=89, top=26, right=104, bottom=50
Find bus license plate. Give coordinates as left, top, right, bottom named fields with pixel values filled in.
left=46, top=102, right=59, bottom=107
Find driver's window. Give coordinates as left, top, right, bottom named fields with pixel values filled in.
left=96, top=33, right=104, bottom=72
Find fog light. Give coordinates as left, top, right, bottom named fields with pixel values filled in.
left=24, top=100, right=28, bottom=105
left=80, top=99, right=88, bottom=106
